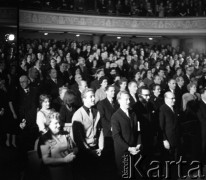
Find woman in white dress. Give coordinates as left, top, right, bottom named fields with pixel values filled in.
left=95, top=76, right=108, bottom=104
left=36, top=94, right=54, bottom=134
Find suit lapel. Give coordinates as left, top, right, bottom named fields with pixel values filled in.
left=165, top=104, right=176, bottom=123
left=104, top=98, right=115, bottom=113
left=119, top=108, right=133, bottom=129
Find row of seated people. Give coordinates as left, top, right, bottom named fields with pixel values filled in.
left=19, top=0, right=206, bottom=17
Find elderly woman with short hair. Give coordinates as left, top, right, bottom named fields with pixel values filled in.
left=38, top=112, right=77, bottom=180
left=182, top=82, right=200, bottom=112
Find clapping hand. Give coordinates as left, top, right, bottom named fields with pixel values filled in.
left=95, top=149, right=102, bottom=156
left=20, top=119, right=26, bottom=129
left=163, top=140, right=170, bottom=150
left=0, top=108, right=4, bottom=116
left=64, top=152, right=76, bottom=163
left=135, top=144, right=141, bottom=152
left=128, top=147, right=139, bottom=155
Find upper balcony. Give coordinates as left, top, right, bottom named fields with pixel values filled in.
left=19, top=9, right=206, bottom=37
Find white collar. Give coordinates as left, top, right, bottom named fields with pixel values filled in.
left=120, top=107, right=129, bottom=117
left=107, top=97, right=113, bottom=103
left=202, top=98, right=206, bottom=105
left=166, top=103, right=174, bottom=111
left=130, top=93, right=137, bottom=102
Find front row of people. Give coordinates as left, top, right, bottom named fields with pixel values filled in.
left=34, top=87, right=205, bottom=180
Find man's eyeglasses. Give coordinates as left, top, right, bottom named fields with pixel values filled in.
left=167, top=97, right=175, bottom=100
left=141, top=94, right=150, bottom=97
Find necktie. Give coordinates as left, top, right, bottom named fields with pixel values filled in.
left=126, top=111, right=130, bottom=118
left=89, top=108, right=93, bottom=120
left=110, top=100, right=114, bottom=108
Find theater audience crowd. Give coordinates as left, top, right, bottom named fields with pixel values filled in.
left=19, top=0, right=206, bottom=17
left=1, top=37, right=206, bottom=179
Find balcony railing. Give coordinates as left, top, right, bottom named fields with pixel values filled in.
left=19, top=10, right=206, bottom=36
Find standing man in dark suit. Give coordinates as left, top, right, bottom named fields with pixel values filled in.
left=71, top=73, right=82, bottom=92
left=97, top=85, right=119, bottom=174
left=18, top=75, right=39, bottom=152
left=197, top=88, right=206, bottom=164
left=111, top=91, right=141, bottom=178
left=159, top=91, right=181, bottom=161
left=128, top=81, right=138, bottom=110
left=166, top=78, right=176, bottom=95
left=44, top=68, right=64, bottom=99
left=175, top=76, right=187, bottom=116
left=183, top=66, right=192, bottom=87
left=74, top=80, right=88, bottom=108
left=133, top=86, right=156, bottom=156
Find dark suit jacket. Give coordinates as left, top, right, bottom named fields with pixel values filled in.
left=90, top=79, right=100, bottom=93
left=111, top=108, right=141, bottom=170
left=97, top=98, right=119, bottom=137
left=175, top=85, right=187, bottom=113
left=150, top=95, right=164, bottom=132
left=129, top=93, right=138, bottom=110
left=183, top=74, right=190, bottom=87
left=51, top=96, right=64, bottom=112
left=71, top=82, right=78, bottom=92
left=59, top=104, right=77, bottom=124
left=73, top=89, right=83, bottom=108
left=197, top=100, right=206, bottom=158
left=18, top=86, right=38, bottom=128
left=133, top=100, right=155, bottom=150
left=44, top=78, right=64, bottom=99
left=197, top=100, right=206, bottom=125
left=159, top=104, right=180, bottom=148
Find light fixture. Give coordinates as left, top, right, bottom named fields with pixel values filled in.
left=44, top=33, right=48, bottom=35
left=5, top=34, right=15, bottom=41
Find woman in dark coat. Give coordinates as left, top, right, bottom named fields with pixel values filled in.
left=0, top=75, right=18, bottom=147
left=59, top=90, right=77, bottom=131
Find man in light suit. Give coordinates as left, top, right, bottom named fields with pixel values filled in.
left=111, top=90, right=141, bottom=178
left=44, top=68, right=64, bottom=99
left=159, top=91, right=181, bottom=161
left=128, top=81, right=138, bottom=110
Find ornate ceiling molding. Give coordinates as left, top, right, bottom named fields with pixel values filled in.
left=19, top=10, right=206, bottom=36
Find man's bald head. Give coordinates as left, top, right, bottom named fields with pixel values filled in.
left=19, top=75, right=29, bottom=89
left=164, top=91, right=173, bottom=98
left=79, top=80, right=88, bottom=92
left=164, top=91, right=175, bottom=107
